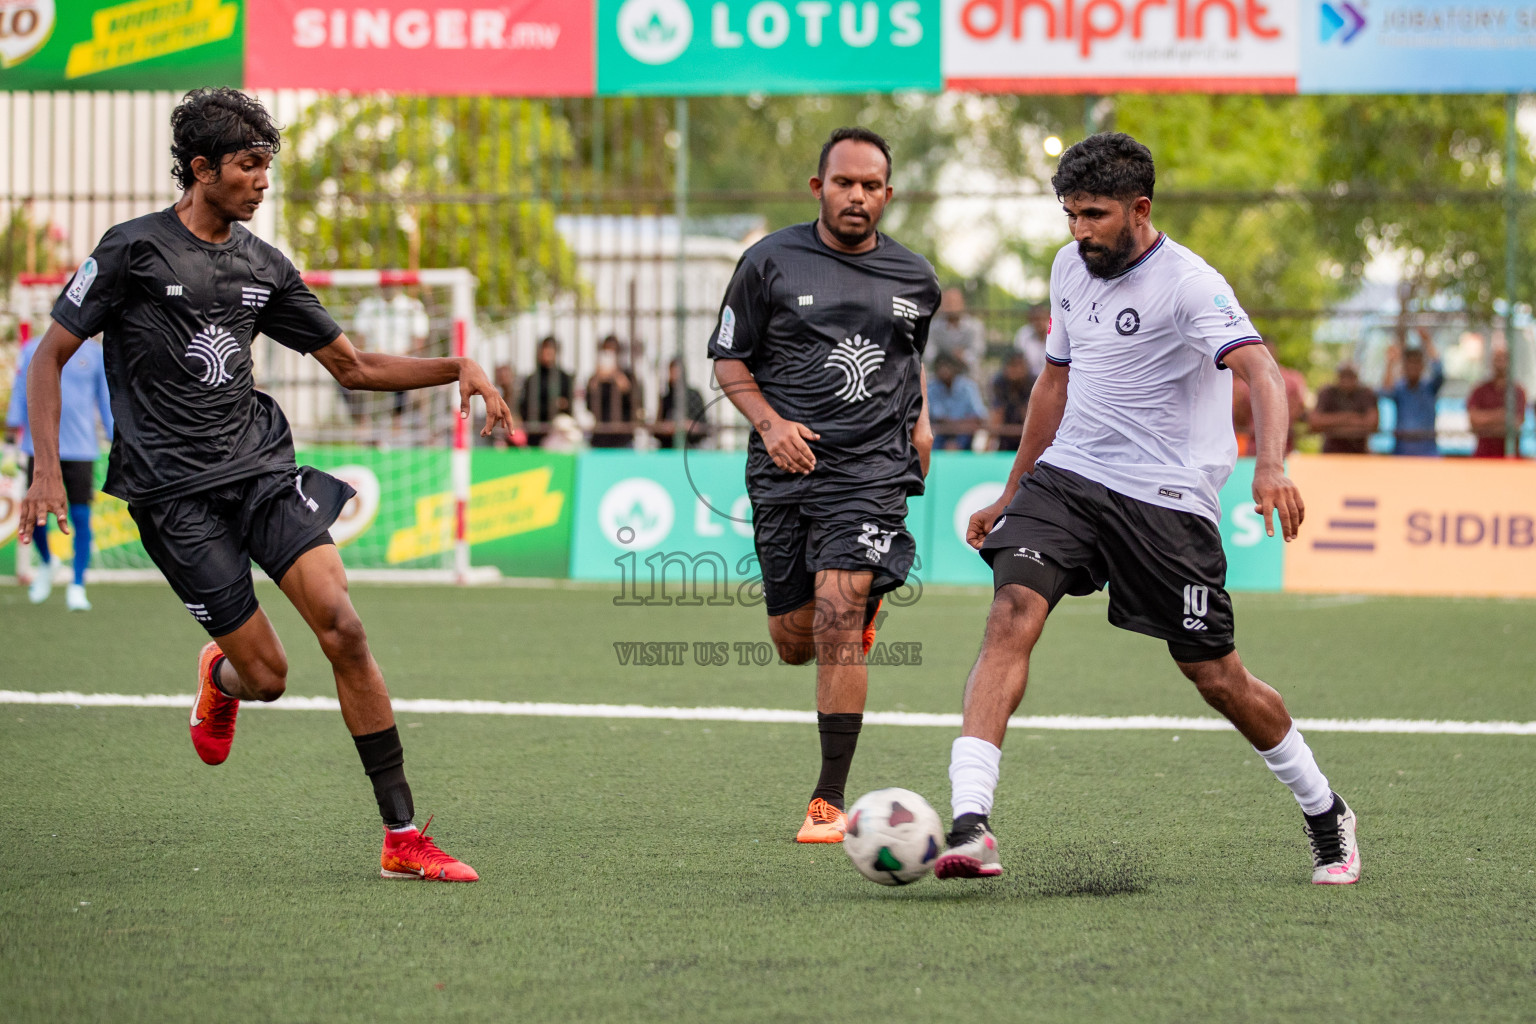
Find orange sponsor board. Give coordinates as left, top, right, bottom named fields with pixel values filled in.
left=1285, top=454, right=1536, bottom=597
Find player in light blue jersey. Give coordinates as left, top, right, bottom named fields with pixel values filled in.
left=7, top=335, right=113, bottom=609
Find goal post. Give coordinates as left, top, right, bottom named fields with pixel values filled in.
left=5, top=267, right=498, bottom=586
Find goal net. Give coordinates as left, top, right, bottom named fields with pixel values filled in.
left=4, top=268, right=491, bottom=584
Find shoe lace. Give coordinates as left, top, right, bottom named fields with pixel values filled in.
left=203, top=687, right=239, bottom=740
left=1304, top=817, right=1344, bottom=867
left=398, top=815, right=457, bottom=868
left=808, top=799, right=841, bottom=824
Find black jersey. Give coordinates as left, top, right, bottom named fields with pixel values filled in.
left=707, top=222, right=940, bottom=503
left=51, top=208, right=341, bottom=504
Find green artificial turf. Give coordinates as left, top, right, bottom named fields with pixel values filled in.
left=2, top=584, right=1534, bottom=1022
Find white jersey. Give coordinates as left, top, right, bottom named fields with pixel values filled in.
left=1040, top=234, right=1261, bottom=523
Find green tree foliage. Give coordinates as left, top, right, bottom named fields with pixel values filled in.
left=1315, top=95, right=1536, bottom=324
left=280, top=95, right=582, bottom=312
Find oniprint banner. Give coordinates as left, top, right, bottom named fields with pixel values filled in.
left=0, top=0, right=243, bottom=89
left=596, top=0, right=942, bottom=94
left=1299, top=0, right=1536, bottom=93
left=943, top=0, right=1301, bottom=92
left=243, top=0, right=594, bottom=94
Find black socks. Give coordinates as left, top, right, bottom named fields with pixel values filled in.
left=810, top=712, right=863, bottom=809
left=353, top=726, right=415, bottom=829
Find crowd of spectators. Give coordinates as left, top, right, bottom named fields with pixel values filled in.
left=479, top=301, right=1530, bottom=460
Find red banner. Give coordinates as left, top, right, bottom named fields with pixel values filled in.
left=244, top=0, right=593, bottom=95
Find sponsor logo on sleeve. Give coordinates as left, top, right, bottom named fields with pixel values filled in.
left=716, top=305, right=736, bottom=349
left=65, top=257, right=98, bottom=307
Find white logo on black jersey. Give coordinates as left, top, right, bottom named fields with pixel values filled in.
left=165, top=284, right=184, bottom=297
left=824, top=334, right=885, bottom=403
left=241, top=286, right=270, bottom=309
left=892, top=296, right=920, bottom=321
left=187, top=326, right=240, bottom=387
left=798, top=295, right=814, bottom=307
left=859, top=523, right=896, bottom=563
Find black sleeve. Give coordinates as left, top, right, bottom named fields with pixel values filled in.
left=256, top=255, right=343, bottom=355
left=707, top=254, right=771, bottom=364
left=911, top=274, right=941, bottom=358
left=51, top=228, right=130, bottom=339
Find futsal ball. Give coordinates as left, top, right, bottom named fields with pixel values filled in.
left=843, top=788, right=944, bottom=886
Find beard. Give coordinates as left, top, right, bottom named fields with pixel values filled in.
left=820, top=202, right=878, bottom=248
left=1077, top=222, right=1139, bottom=279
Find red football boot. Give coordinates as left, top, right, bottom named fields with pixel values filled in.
left=189, top=641, right=239, bottom=765
left=380, top=817, right=480, bottom=882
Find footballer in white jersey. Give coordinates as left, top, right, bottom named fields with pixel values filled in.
left=934, top=133, right=1360, bottom=889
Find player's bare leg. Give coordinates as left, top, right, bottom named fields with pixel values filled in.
left=778, top=569, right=874, bottom=842
left=271, top=543, right=477, bottom=881
left=1177, top=651, right=1359, bottom=883
left=937, top=584, right=1051, bottom=879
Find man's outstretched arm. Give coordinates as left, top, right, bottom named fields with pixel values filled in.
left=311, top=333, right=513, bottom=437
left=18, top=320, right=88, bottom=542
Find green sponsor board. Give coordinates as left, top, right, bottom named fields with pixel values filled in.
left=568, top=449, right=933, bottom=604
left=297, top=447, right=574, bottom=578
left=8, top=448, right=573, bottom=578
left=0, top=0, right=243, bottom=91
left=597, top=0, right=941, bottom=95
left=1217, top=457, right=1285, bottom=592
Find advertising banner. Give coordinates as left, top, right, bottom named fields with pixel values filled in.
left=0, top=0, right=243, bottom=89
left=596, top=0, right=942, bottom=95
left=942, top=0, right=1301, bottom=92
left=244, top=0, right=593, bottom=94
left=1283, top=454, right=1536, bottom=597
left=1299, top=0, right=1536, bottom=93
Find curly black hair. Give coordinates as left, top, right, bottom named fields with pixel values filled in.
left=818, top=126, right=893, bottom=183
left=169, top=88, right=282, bottom=191
left=1051, top=132, right=1155, bottom=203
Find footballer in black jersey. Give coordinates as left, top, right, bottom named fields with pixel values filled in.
left=18, top=89, right=512, bottom=881
left=710, top=128, right=939, bottom=843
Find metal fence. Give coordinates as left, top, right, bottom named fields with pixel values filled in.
left=3, top=90, right=1533, bottom=456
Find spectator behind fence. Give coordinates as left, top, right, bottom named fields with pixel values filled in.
left=1012, top=303, right=1050, bottom=378
left=518, top=336, right=573, bottom=447
left=989, top=351, right=1035, bottom=452
left=1466, top=347, right=1526, bottom=458
left=1309, top=362, right=1378, bottom=454
left=1384, top=333, right=1443, bottom=456
left=928, top=352, right=988, bottom=451
left=1232, top=339, right=1307, bottom=455
left=586, top=335, right=636, bottom=449
left=925, top=287, right=986, bottom=371
left=489, top=364, right=527, bottom=447
left=655, top=358, right=707, bottom=449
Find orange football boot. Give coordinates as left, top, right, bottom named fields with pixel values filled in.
left=862, top=598, right=882, bottom=657
left=189, top=641, right=239, bottom=765
left=796, top=797, right=847, bottom=843
left=381, top=817, right=480, bottom=882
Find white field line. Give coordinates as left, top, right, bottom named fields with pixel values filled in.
left=1, top=691, right=1533, bottom=736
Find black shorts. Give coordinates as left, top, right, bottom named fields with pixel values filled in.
left=27, top=457, right=95, bottom=506
left=129, top=466, right=354, bottom=637
left=751, top=488, right=916, bottom=617
left=980, top=464, right=1235, bottom=661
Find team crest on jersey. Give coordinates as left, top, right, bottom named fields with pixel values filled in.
left=824, top=333, right=885, bottom=403
left=186, top=325, right=240, bottom=387
left=1115, top=308, right=1141, bottom=336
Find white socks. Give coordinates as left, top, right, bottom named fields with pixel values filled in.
left=1256, top=725, right=1334, bottom=816
left=949, top=736, right=1002, bottom=819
